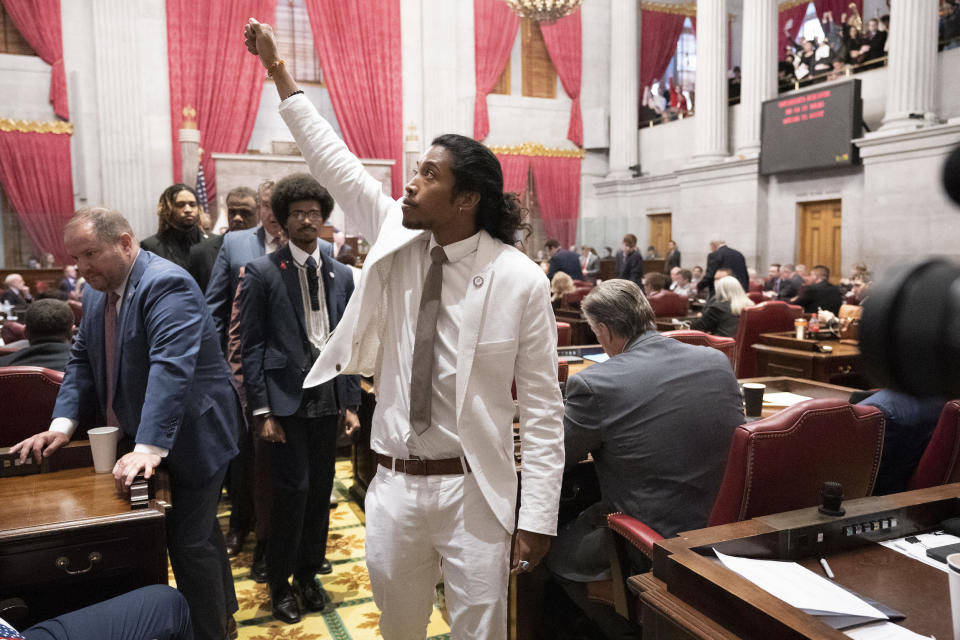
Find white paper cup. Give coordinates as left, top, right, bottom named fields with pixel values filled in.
left=87, top=426, right=120, bottom=473
left=948, top=552, right=960, bottom=640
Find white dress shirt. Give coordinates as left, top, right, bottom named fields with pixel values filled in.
left=49, top=250, right=168, bottom=458
left=371, top=232, right=481, bottom=460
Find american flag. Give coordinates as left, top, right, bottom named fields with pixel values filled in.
left=0, top=617, right=24, bottom=639
left=196, top=161, right=209, bottom=214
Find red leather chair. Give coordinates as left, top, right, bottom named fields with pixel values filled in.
left=573, top=280, right=594, bottom=291
left=747, top=291, right=766, bottom=304
left=749, top=280, right=764, bottom=293
left=68, top=299, right=83, bottom=325
left=1, top=321, right=26, bottom=345
left=661, top=329, right=736, bottom=369
left=605, top=399, right=885, bottom=621
left=0, top=366, right=66, bottom=447
left=906, top=400, right=960, bottom=490
left=556, top=321, right=572, bottom=347
left=732, top=300, right=803, bottom=378
left=561, top=288, right=588, bottom=310
left=647, top=291, right=688, bottom=317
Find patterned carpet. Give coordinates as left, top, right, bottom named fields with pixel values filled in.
left=176, top=459, right=452, bottom=640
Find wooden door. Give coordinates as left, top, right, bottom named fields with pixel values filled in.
left=798, top=200, right=842, bottom=282
left=648, top=213, right=672, bottom=258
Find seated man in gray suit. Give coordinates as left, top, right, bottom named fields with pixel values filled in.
left=546, top=280, right=745, bottom=639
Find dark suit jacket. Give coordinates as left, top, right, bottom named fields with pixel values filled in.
left=776, top=276, right=802, bottom=300
left=239, top=245, right=359, bottom=417
left=547, top=249, right=584, bottom=281
left=666, top=249, right=681, bottom=271
left=550, top=333, right=744, bottom=581
left=206, top=226, right=333, bottom=342
left=52, top=250, right=240, bottom=486
left=0, top=289, right=29, bottom=306
left=140, top=227, right=206, bottom=270
left=0, top=341, right=72, bottom=371
left=689, top=298, right=741, bottom=338
left=794, top=279, right=843, bottom=314
left=618, top=251, right=645, bottom=289
left=59, top=278, right=77, bottom=294
left=187, top=234, right=224, bottom=292
left=699, top=245, right=749, bottom=295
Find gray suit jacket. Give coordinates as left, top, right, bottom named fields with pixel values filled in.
left=548, top=332, right=744, bottom=581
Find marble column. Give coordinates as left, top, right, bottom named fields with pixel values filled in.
left=692, top=0, right=729, bottom=163
left=880, top=0, right=939, bottom=131
left=735, top=0, right=777, bottom=156
left=401, top=0, right=423, bottom=180
left=179, top=128, right=200, bottom=188
left=607, top=0, right=638, bottom=178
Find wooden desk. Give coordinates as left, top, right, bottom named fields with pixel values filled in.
left=0, top=467, right=170, bottom=626
left=752, top=332, right=866, bottom=388
left=656, top=314, right=701, bottom=332
left=738, top=376, right=856, bottom=419
left=635, top=483, right=959, bottom=639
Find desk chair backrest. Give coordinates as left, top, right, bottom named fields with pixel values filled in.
left=1, top=321, right=26, bottom=345
left=561, top=288, right=588, bottom=310
left=556, top=321, right=572, bottom=347
left=708, top=398, right=885, bottom=526
left=0, top=365, right=65, bottom=447
left=647, top=291, right=688, bottom=317
left=907, top=400, right=960, bottom=490
left=661, top=330, right=736, bottom=369
left=839, top=304, right=862, bottom=319
left=747, top=291, right=766, bottom=305
left=733, top=300, right=803, bottom=378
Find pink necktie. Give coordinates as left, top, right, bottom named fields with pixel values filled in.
left=104, top=291, right=121, bottom=426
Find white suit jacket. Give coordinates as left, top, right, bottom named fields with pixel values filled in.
left=280, top=94, right=564, bottom=536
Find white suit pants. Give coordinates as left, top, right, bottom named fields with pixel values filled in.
left=365, top=466, right=511, bottom=640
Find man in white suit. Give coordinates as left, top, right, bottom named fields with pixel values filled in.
left=245, top=20, right=564, bottom=640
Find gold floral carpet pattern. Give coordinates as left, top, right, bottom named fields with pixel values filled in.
left=175, top=459, right=452, bottom=640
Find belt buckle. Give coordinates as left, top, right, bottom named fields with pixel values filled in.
left=404, top=457, right=425, bottom=475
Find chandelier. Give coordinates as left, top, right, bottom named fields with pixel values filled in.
left=504, top=0, right=582, bottom=23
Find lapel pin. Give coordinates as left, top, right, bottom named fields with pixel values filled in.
left=329, top=272, right=335, bottom=278
left=473, top=275, right=484, bottom=288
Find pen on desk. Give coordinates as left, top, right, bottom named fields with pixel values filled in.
left=819, top=557, right=835, bottom=579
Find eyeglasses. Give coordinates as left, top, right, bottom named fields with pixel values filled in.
left=289, top=210, right=324, bottom=221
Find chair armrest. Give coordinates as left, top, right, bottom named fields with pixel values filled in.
left=607, top=512, right=664, bottom=559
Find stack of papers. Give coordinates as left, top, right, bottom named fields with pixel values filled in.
left=762, top=391, right=813, bottom=408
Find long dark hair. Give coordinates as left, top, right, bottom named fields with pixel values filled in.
left=430, top=134, right=530, bottom=246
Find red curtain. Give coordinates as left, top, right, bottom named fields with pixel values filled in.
left=497, top=154, right=530, bottom=196
left=2, top=0, right=68, bottom=120
left=531, top=156, right=580, bottom=248
left=0, top=129, right=74, bottom=263
left=540, top=11, right=583, bottom=147
left=778, top=3, right=811, bottom=58
left=814, top=0, right=863, bottom=22
left=473, top=0, right=520, bottom=143
left=305, top=0, right=404, bottom=197
left=640, top=10, right=686, bottom=88
left=166, top=0, right=273, bottom=202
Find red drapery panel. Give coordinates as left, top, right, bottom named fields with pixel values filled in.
left=473, top=0, right=520, bottom=142
left=0, top=129, right=74, bottom=263
left=814, top=0, right=863, bottom=22
left=640, top=10, right=686, bottom=88
left=531, top=156, right=580, bottom=248
left=540, top=11, right=583, bottom=147
left=778, top=2, right=811, bottom=58
left=305, top=0, right=404, bottom=197
left=496, top=154, right=530, bottom=197
left=2, top=0, right=68, bottom=120
left=166, top=0, right=273, bottom=202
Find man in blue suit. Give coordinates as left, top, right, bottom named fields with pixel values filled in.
left=12, top=207, right=240, bottom=640
left=238, top=173, right=359, bottom=624
left=545, top=238, right=583, bottom=281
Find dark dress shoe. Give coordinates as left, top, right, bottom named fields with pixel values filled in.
left=293, top=576, right=330, bottom=612
left=271, top=584, right=301, bottom=624
left=224, top=529, right=247, bottom=557
left=318, top=558, right=332, bottom=575
left=251, top=540, right=268, bottom=583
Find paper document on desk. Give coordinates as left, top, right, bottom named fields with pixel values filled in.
left=762, top=392, right=814, bottom=407
left=583, top=353, right=609, bottom=364
left=714, top=550, right=888, bottom=623
left=879, top=531, right=960, bottom=574
left=843, top=621, right=932, bottom=639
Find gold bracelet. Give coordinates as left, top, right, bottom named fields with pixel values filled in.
left=267, top=58, right=286, bottom=78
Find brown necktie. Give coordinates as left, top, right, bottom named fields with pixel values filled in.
left=409, top=246, right=448, bottom=435
left=104, top=291, right=121, bottom=427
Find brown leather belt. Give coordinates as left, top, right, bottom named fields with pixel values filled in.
left=376, top=453, right=471, bottom=475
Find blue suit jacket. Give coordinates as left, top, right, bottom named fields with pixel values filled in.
left=53, top=250, right=240, bottom=486
left=547, top=248, right=584, bottom=281
left=239, top=245, right=359, bottom=417
left=205, top=226, right=332, bottom=340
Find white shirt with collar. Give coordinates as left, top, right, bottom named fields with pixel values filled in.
left=50, top=249, right=167, bottom=458
left=263, top=228, right=282, bottom=254
left=371, top=232, right=480, bottom=460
